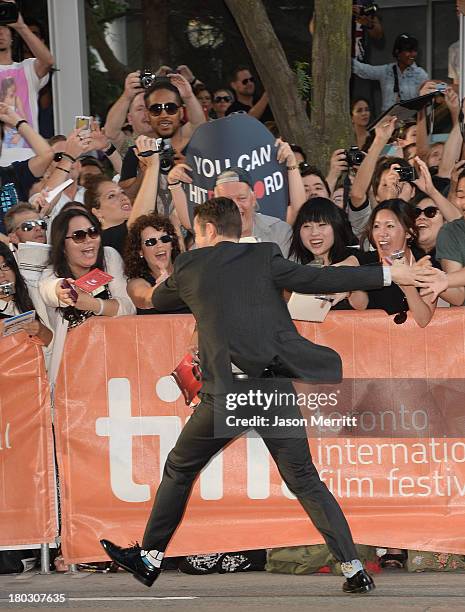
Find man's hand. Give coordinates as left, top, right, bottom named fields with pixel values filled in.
left=168, top=73, right=192, bottom=100
left=155, top=65, right=173, bottom=77
left=176, top=65, right=195, bottom=83
left=275, top=138, right=297, bottom=167
left=123, top=71, right=144, bottom=102
left=134, top=135, right=161, bottom=168
left=390, top=257, right=434, bottom=286
left=0, top=102, right=23, bottom=127
left=167, top=162, right=193, bottom=185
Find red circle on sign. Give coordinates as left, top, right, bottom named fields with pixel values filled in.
left=254, top=180, right=265, bottom=199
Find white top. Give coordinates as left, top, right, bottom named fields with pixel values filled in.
left=0, top=58, right=49, bottom=165
left=39, top=246, right=136, bottom=332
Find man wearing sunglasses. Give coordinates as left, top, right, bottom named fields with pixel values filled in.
left=4, top=202, right=47, bottom=245
left=226, top=65, right=272, bottom=123
left=119, top=74, right=206, bottom=204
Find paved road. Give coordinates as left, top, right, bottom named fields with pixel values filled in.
left=1, top=570, right=465, bottom=610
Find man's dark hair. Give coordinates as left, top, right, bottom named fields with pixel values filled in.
left=143, top=77, right=182, bottom=107
left=80, top=156, right=104, bottom=172
left=372, top=156, right=411, bottom=197
left=300, top=164, right=331, bottom=197
left=290, top=144, right=307, bottom=163
left=230, top=65, right=252, bottom=83
left=194, top=197, right=242, bottom=239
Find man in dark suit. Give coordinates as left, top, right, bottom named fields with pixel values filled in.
left=101, top=197, right=426, bottom=594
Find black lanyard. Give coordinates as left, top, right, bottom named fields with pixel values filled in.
left=392, top=64, right=401, bottom=102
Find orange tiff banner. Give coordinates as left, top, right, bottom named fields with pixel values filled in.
left=53, top=311, right=465, bottom=564
left=0, top=333, right=57, bottom=547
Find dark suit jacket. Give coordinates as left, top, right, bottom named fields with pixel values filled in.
left=152, top=242, right=384, bottom=393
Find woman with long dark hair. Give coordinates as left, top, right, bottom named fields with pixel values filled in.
left=351, top=98, right=371, bottom=149
left=0, top=242, right=52, bottom=345
left=352, top=199, right=436, bottom=327
left=39, top=207, right=135, bottom=331
left=289, top=198, right=362, bottom=309
left=124, top=213, right=181, bottom=314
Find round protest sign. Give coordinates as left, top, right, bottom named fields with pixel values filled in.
left=184, top=113, right=288, bottom=221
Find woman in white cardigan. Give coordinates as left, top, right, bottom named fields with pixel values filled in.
left=39, top=207, right=135, bottom=332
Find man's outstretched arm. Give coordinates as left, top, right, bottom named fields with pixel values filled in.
left=269, top=245, right=426, bottom=294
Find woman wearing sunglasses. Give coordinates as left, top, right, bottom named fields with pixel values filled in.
left=349, top=199, right=437, bottom=327
left=39, top=208, right=135, bottom=331
left=0, top=243, right=52, bottom=346
left=124, top=213, right=181, bottom=314
left=212, top=89, right=233, bottom=119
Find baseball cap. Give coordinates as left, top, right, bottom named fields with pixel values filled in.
left=215, top=166, right=253, bottom=188
left=392, top=33, right=418, bottom=56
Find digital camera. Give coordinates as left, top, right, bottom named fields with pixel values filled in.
left=345, top=146, right=364, bottom=167
left=0, top=1, right=19, bottom=25
left=396, top=166, right=418, bottom=183
left=139, top=69, right=157, bottom=89
left=435, top=82, right=447, bottom=94
left=359, top=2, right=378, bottom=16
left=0, top=281, right=15, bottom=296
left=154, top=138, right=176, bottom=173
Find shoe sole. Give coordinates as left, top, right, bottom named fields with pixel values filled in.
left=105, top=557, right=156, bottom=588
left=343, top=583, right=376, bottom=594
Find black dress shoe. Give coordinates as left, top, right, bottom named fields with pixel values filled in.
left=342, top=569, right=375, bottom=594
left=100, top=540, right=160, bottom=587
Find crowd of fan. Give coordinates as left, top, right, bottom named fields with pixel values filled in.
left=1, top=1, right=465, bottom=575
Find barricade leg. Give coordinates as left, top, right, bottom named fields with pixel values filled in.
left=40, top=544, right=51, bottom=574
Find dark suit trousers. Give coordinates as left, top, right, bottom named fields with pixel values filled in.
left=142, top=392, right=358, bottom=562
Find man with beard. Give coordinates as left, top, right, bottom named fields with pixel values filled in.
left=118, top=75, right=205, bottom=215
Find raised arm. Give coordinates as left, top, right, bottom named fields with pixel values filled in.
left=166, top=163, right=193, bottom=229
left=105, top=71, right=144, bottom=150
left=248, top=92, right=269, bottom=120
left=8, top=4, right=54, bottom=77
left=350, top=116, right=397, bottom=207
left=274, top=139, right=306, bottom=226
left=413, top=157, right=461, bottom=222
left=437, top=89, right=462, bottom=179
left=352, top=59, right=385, bottom=81
left=127, top=136, right=160, bottom=228
left=168, top=73, right=206, bottom=138
left=0, top=103, right=53, bottom=176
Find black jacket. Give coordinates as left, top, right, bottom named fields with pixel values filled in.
left=152, top=242, right=384, bottom=393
